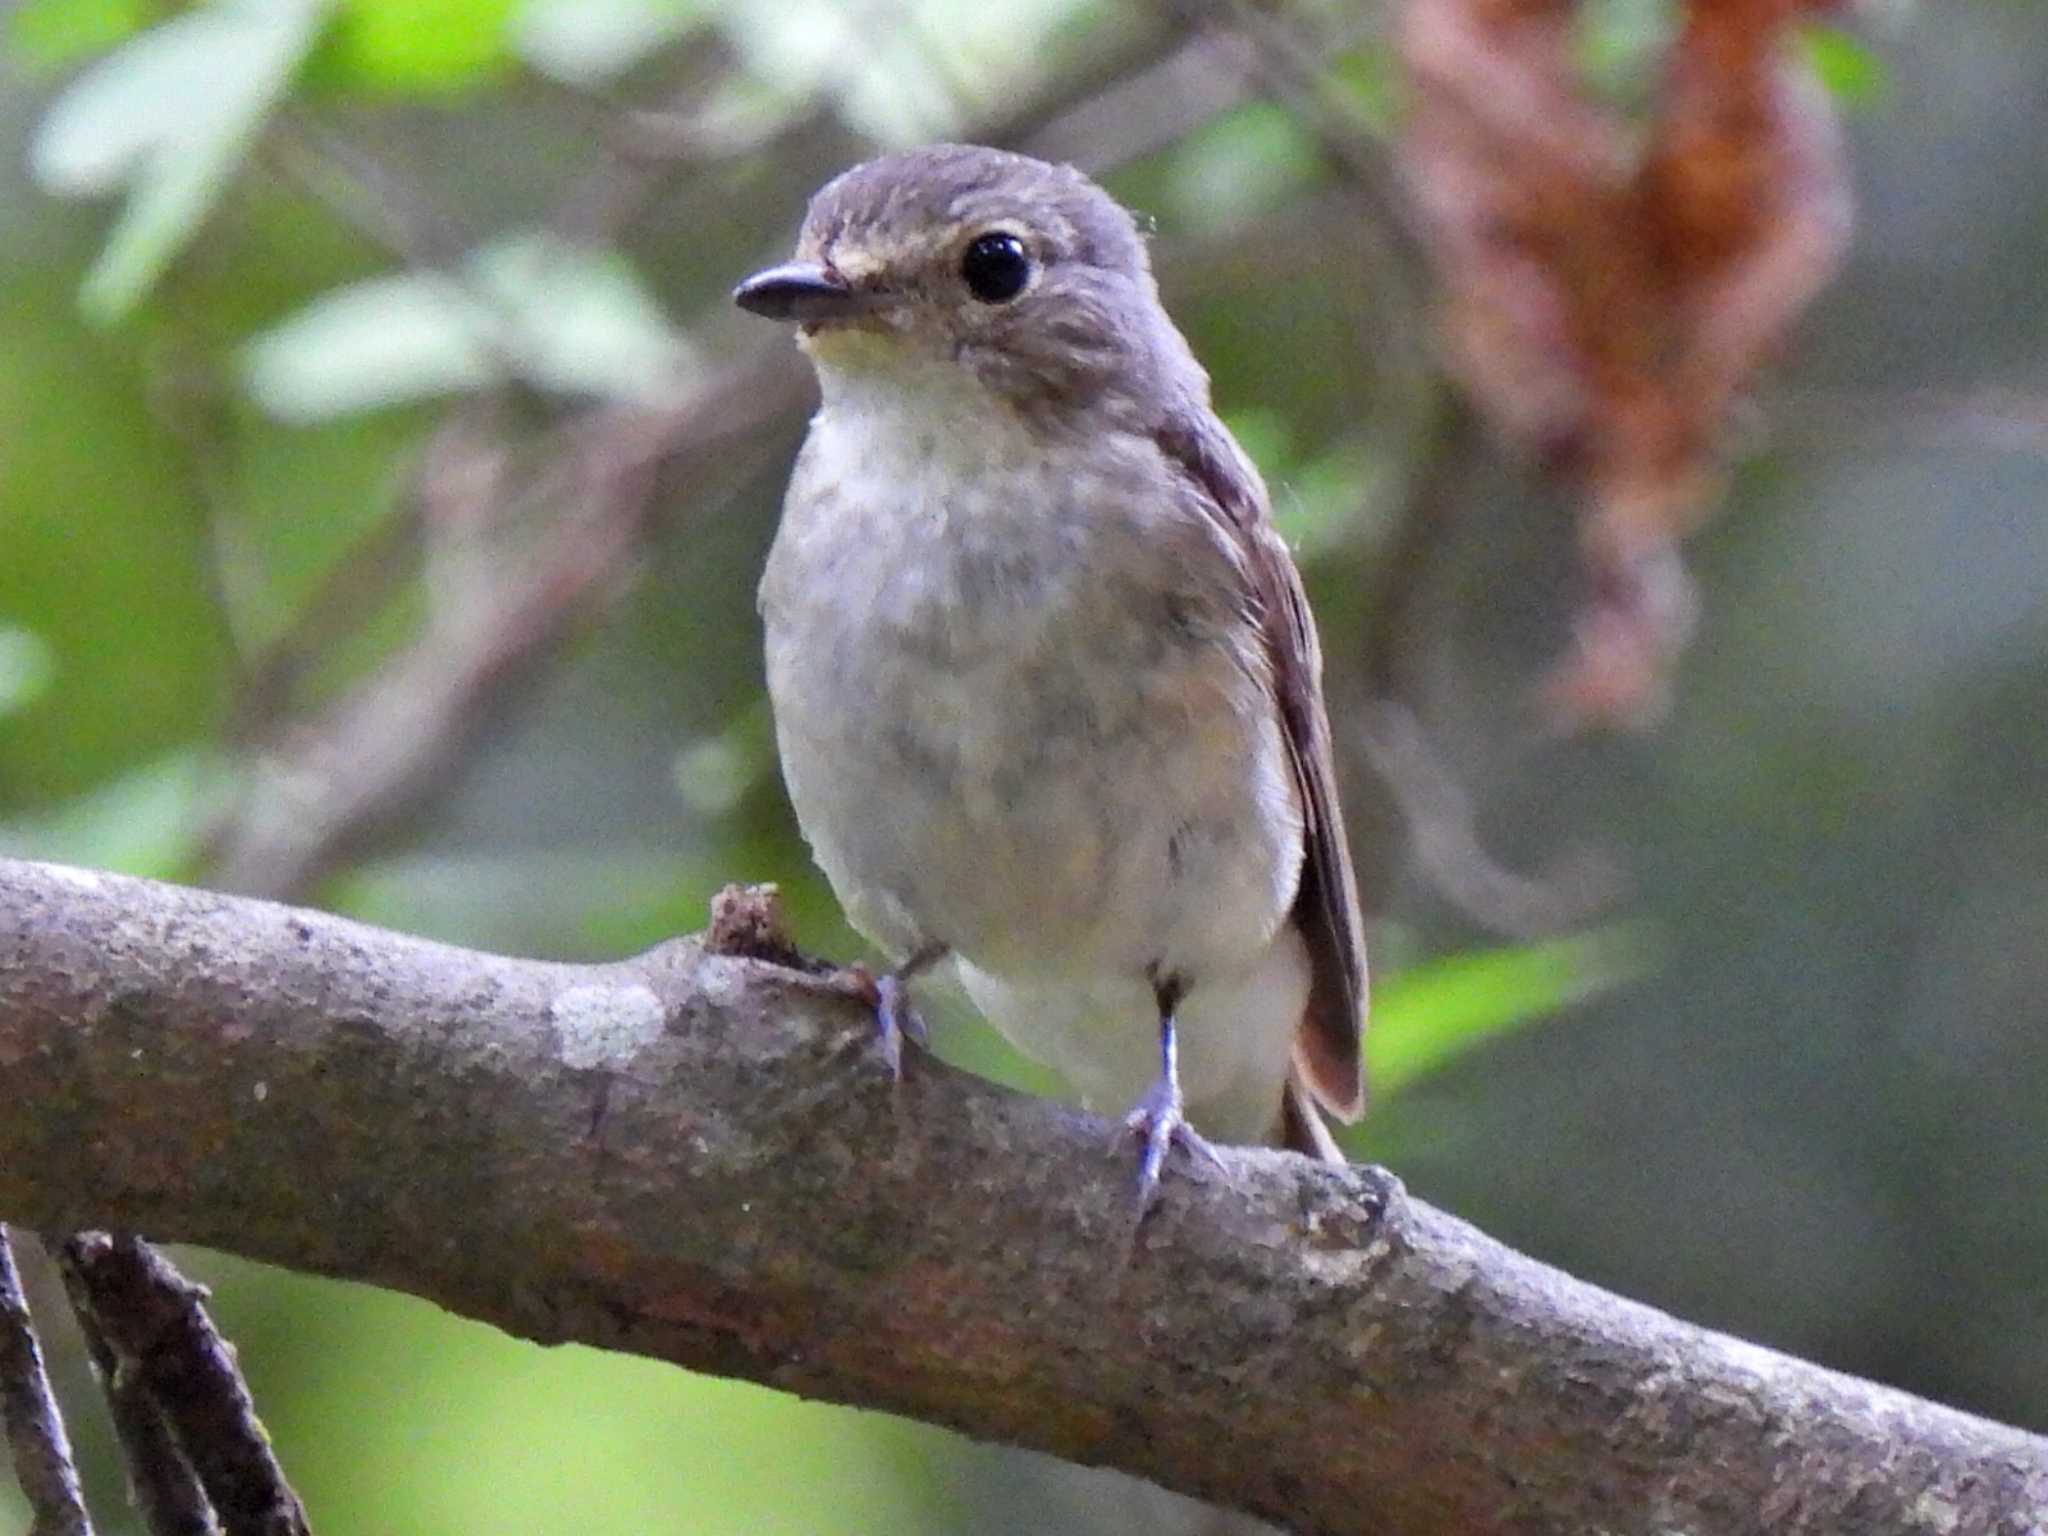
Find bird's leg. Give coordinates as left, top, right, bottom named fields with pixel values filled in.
left=842, top=942, right=948, bottom=1078
left=1120, top=973, right=1226, bottom=1210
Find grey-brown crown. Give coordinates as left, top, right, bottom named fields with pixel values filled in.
left=796, top=144, right=1149, bottom=281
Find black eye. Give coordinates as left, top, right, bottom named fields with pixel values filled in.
left=960, top=232, right=1031, bottom=304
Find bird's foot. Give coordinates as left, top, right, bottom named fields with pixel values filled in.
left=1117, top=1075, right=1226, bottom=1213
left=839, top=963, right=929, bottom=1079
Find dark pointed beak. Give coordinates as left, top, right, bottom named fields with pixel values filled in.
left=733, top=262, right=863, bottom=324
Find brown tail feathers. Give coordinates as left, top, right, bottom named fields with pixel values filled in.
left=1275, top=1068, right=1347, bottom=1163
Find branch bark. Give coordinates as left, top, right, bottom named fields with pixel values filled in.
left=2, top=857, right=2043, bottom=1536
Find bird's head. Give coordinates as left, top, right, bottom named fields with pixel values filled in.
left=734, top=145, right=1192, bottom=421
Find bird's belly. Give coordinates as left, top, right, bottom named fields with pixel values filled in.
left=763, top=500, right=1302, bottom=984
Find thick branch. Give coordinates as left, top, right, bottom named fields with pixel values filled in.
left=2, top=857, right=2043, bottom=1535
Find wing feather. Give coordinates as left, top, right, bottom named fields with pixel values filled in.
left=1154, top=408, right=1369, bottom=1120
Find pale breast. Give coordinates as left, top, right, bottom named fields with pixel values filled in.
left=760, top=377, right=1303, bottom=985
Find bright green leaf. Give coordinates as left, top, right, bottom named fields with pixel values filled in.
left=1801, top=24, right=1889, bottom=106
left=28, top=0, right=334, bottom=322
left=312, top=0, right=520, bottom=92
left=1368, top=927, right=1654, bottom=1098
left=8, top=0, right=153, bottom=73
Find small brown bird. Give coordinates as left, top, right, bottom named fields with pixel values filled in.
left=737, top=145, right=1367, bottom=1200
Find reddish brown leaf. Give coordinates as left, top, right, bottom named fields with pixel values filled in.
left=1398, top=0, right=1852, bottom=725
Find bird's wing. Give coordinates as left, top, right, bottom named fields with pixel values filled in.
left=1154, top=406, right=1369, bottom=1120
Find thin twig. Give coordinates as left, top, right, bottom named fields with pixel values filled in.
left=56, top=1247, right=219, bottom=1536
left=1359, top=700, right=1625, bottom=937
left=539, top=45, right=755, bottom=244
left=59, top=1236, right=309, bottom=1536
left=1018, top=32, right=1250, bottom=171
left=219, top=491, right=427, bottom=747
left=0, top=1227, right=95, bottom=1536
left=143, top=343, right=263, bottom=682
left=1347, top=399, right=1631, bottom=933
left=1165, top=0, right=1427, bottom=273
left=265, top=113, right=472, bottom=273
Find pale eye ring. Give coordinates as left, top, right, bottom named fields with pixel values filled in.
left=960, top=232, right=1032, bottom=304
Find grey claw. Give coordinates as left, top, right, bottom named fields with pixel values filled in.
left=1119, top=1080, right=1222, bottom=1212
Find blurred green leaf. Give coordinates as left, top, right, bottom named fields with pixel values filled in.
left=29, top=0, right=333, bottom=322
left=1327, top=42, right=1403, bottom=135
left=0, top=626, right=58, bottom=721
left=514, top=0, right=705, bottom=86
left=308, top=0, right=520, bottom=93
left=242, top=234, right=691, bottom=420
left=671, top=705, right=774, bottom=821
left=472, top=235, right=693, bottom=398
left=0, top=750, right=226, bottom=877
left=1273, top=438, right=1373, bottom=560
left=8, top=0, right=153, bottom=73
left=1222, top=405, right=1294, bottom=482
left=331, top=848, right=715, bottom=957
left=241, top=269, right=500, bottom=419
left=1164, top=102, right=1318, bottom=237
left=1369, top=928, right=1651, bottom=1097
left=1801, top=23, right=1889, bottom=106
left=0, top=270, right=236, bottom=801
left=1226, top=407, right=1373, bottom=559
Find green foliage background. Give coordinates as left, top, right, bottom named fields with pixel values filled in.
left=3, top=1, right=2045, bottom=1531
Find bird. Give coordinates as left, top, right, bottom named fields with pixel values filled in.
left=735, top=144, right=1368, bottom=1203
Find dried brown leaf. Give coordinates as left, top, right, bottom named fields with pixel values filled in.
left=1398, top=0, right=1852, bottom=725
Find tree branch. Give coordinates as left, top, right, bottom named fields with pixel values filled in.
left=2, top=857, right=2043, bottom=1535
